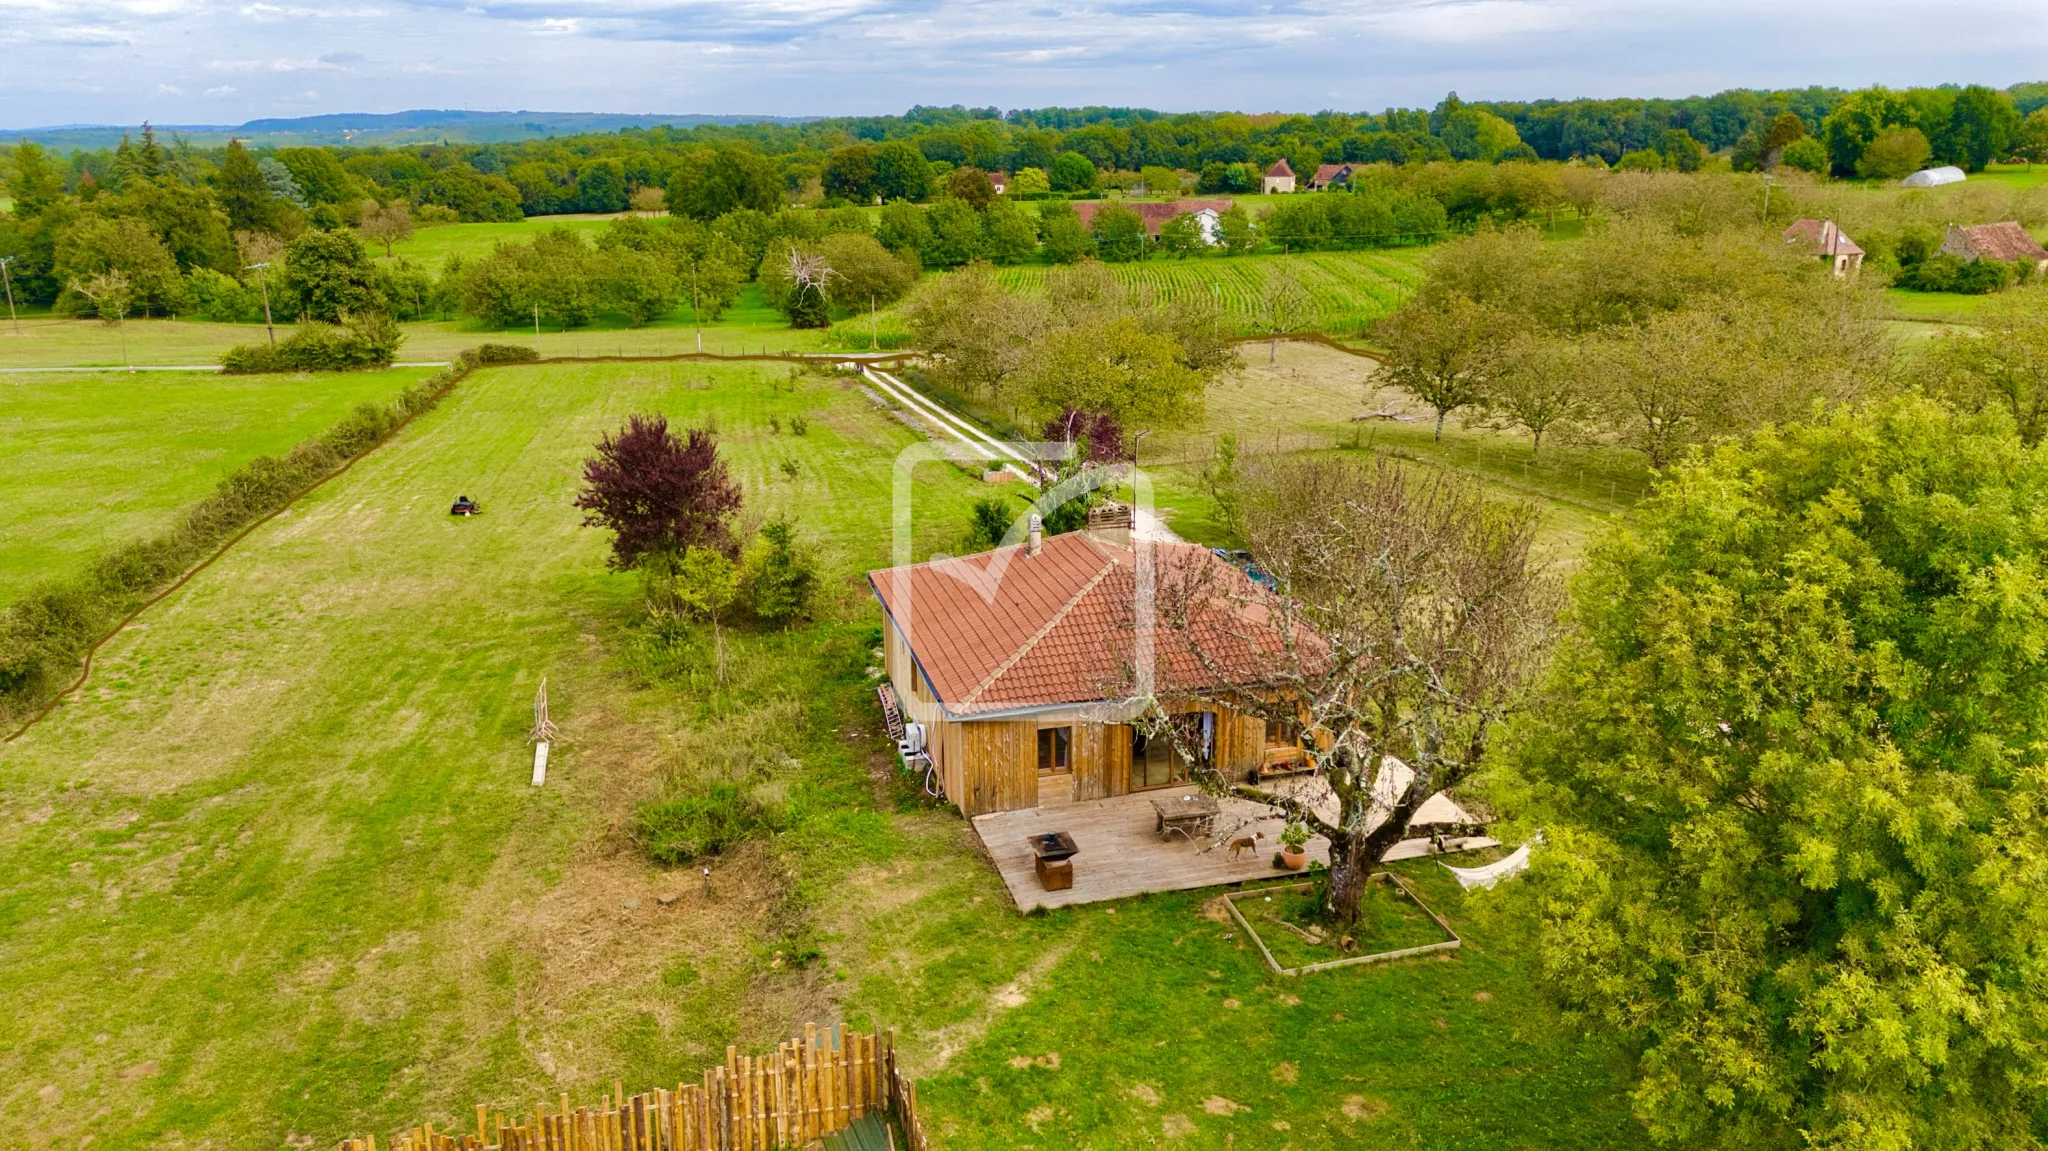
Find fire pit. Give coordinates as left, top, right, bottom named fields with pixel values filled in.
left=1027, top=831, right=1078, bottom=891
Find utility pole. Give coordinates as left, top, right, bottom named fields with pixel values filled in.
left=0, top=256, right=18, bottom=335
left=692, top=274, right=703, bottom=353
left=244, top=262, right=275, bottom=346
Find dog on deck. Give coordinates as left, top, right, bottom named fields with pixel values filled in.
left=1227, top=830, right=1264, bottom=861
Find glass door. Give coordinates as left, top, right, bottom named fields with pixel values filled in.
left=1129, top=713, right=1215, bottom=790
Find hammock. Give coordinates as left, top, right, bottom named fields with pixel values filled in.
left=1441, top=841, right=1534, bottom=891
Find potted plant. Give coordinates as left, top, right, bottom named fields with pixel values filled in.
left=1279, top=821, right=1309, bottom=871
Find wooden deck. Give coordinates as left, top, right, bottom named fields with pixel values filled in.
left=973, top=782, right=1497, bottom=912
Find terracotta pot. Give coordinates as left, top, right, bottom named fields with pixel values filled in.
left=1280, top=844, right=1308, bottom=871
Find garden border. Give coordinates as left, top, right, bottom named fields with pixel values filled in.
left=1224, top=872, right=1460, bottom=977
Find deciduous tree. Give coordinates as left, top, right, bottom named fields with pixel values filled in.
left=1511, top=395, right=2048, bottom=1149
left=576, top=415, right=741, bottom=570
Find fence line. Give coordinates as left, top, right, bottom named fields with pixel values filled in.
left=343, top=1025, right=931, bottom=1151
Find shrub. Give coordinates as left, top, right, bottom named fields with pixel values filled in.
left=964, top=497, right=1014, bottom=551
left=634, top=782, right=780, bottom=864
left=738, top=516, right=819, bottom=627
left=468, top=343, right=539, bottom=364
left=220, top=313, right=404, bottom=374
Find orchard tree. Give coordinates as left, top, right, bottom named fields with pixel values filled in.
left=1374, top=293, right=1519, bottom=439
left=1038, top=201, right=1095, bottom=263
left=1157, top=454, right=1559, bottom=927
left=1511, top=395, right=2048, bottom=1149
left=1017, top=316, right=1206, bottom=429
left=575, top=415, right=741, bottom=570
left=667, top=146, right=781, bottom=220
left=818, top=232, right=915, bottom=316
left=1855, top=127, right=1931, bottom=180
left=358, top=202, right=414, bottom=257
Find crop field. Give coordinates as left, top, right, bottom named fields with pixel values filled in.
left=993, top=248, right=1429, bottom=336
left=0, top=366, right=435, bottom=603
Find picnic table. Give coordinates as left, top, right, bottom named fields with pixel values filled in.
left=1150, top=793, right=1220, bottom=842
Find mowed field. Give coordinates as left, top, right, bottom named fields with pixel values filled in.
left=993, top=249, right=1428, bottom=336
left=0, top=366, right=435, bottom=602
left=0, top=359, right=989, bottom=1148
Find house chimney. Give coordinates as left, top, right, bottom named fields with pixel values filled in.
left=1027, top=513, right=1043, bottom=557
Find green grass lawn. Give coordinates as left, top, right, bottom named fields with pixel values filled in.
left=900, top=857, right=1639, bottom=1149
left=0, top=366, right=434, bottom=603
left=990, top=248, right=1428, bottom=337
left=373, top=212, right=641, bottom=270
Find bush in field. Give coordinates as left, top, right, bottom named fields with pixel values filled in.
left=219, top=313, right=404, bottom=373
left=469, top=343, right=539, bottom=364
left=635, top=782, right=781, bottom=864
left=817, top=233, right=916, bottom=313
left=738, top=517, right=819, bottom=627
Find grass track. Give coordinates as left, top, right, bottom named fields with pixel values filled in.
left=0, top=366, right=435, bottom=603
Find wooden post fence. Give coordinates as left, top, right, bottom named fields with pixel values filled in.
left=341, top=1025, right=929, bottom=1151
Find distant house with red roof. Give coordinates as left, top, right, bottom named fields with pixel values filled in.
left=1307, top=162, right=1372, bottom=190
left=1072, top=199, right=1234, bottom=245
left=1261, top=158, right=1296, bottom=194
left=1783, top=218, right=1865, bottom=278
left=1939, top=221, right=2048, bottom=273
left=869, top=515, right=1303, bottom=815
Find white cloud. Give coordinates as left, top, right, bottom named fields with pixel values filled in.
left=5, top=0, right=2048, bottom=128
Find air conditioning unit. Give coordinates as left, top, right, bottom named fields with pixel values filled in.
left=897, top=722, right=926, bottom=758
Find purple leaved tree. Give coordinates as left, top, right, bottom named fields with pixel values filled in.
left=575, top=414, right=742, bottom=569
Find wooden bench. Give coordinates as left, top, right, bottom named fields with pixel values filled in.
left=1248, top=745, right=1315, bottom=785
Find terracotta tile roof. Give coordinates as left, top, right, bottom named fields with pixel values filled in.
left=1071, top=199, right=1233, bottom=237
left=1311, top=163, right=1362, bottom=186
left=1943, top=221, right=2048, bottom=263
left=870, top=532, right=1298, bottom=716
left=1265, top=158, right=1295, bottom=177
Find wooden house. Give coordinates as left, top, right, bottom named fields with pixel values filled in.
left=869, top=517, right=1307, bottom=817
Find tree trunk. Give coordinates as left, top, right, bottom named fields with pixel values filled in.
left=1324, top=788, right=1424, bottom=927
left=1269, top=337, right=1278, bottom=364
left=1434, top=409, right=1447, bottom=441
left=1531, top=427, right=1543, bottom=458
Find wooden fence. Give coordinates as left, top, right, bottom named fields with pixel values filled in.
left=342, top=1025, right=931, bottom=1151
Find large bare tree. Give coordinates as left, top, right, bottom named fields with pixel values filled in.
left=1141, top=454, right=1561, bottom=925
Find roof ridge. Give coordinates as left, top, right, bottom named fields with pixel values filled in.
left=959, top=553, right=1121, bottom=706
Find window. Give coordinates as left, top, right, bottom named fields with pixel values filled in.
left=1038, top=727, right=1071, bottom=773
left=1266, top=719, right=1303, bottom=749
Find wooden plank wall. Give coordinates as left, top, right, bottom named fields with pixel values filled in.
left=342, top=1026, right=899, bottom=1151
left=1069, top=721, right=1132, bottom=801
left=957, top=720, right=1036, bottom=815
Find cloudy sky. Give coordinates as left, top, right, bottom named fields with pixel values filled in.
left=3, top=0, right=2045, bottom=128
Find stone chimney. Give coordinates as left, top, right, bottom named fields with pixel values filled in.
left=1027, top=513, right=1043, bottom=557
